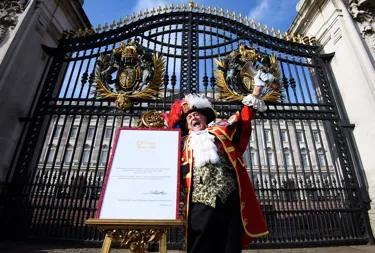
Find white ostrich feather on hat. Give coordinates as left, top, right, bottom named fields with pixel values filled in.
left=184, top=94, right=212, bottom=109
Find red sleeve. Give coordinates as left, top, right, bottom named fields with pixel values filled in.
left=225, top=106, right=257, bottom=155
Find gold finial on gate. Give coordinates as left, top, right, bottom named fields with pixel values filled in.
left=110, top=21, right=116, bottom=30
left=303, top=35, right=310, bottom=44
left=264, top=25, right=270, bottom=35
left=124, top=15, right=129, bottom=24
left=297, top=34, right=302, bottom=43
left=77, top=28, right=83, bottom=37
left=103, top=22, right=109, bottom=31
left=90, top=26, right=95, bottom=35
left=117, top=18, right=123, bottom=28
left=86, top=28, right=92, bottom=36
left=213, top=7, right=218, bottom=15
left=68, top=30, right=75, bottom=38
left=284, top=32, right=290, bottom=41
left=238, top=13, right=243, bottom=23
left=68, top=29, right=76, bottom=38
left=70, top=28, right=76, bottom=37
left=244, top=16, right=249, bottom=26
left=170, top=4, right=175, bottom=12
left=310, top=36, right=316, bottom=44
left=226, top=10, right=230, bottom=18
left=201, top=5, right=206, bottom=13
left=251, top=18, right=256, bottom=29
left=144, top=9, right=149, bottom=17
left=291, top=34, right=296, bottom=43
left=182, top=4, right=187, bottom=11
left=277, top=29, right=282, bottom=38
left=207, top=6, right=211, bottom=14
left=189, top=1, right=194, bottom=11
left=257, top=23, right=262, bottom=32
left=289, top=33, right=293, bottom=42
left=83, top=27, right=91, bottom=36
left=138, top=10, right=143, bottom=19
left=231, top=11, right=236, bottom=21
left=157, top=6, right=162, bottom=14
left=79, top=28, right=85, bottom=37
left=219, top=8, right=224, bottom=16
left=130, top=13, right=136, bottom=22
left=163, top=5, right=168, bottom=13
left=271, top=27, right=276, bottom=37
left=293, top=34, right=298, bottom=43
left=195, top=4, right=199, bottom=12
left=95, top=24, right=102, bottom=33
left=150, top=7, right=156, bottom=15
left=176, top=4, right=180, bottom=11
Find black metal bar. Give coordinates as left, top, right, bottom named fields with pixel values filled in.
left=209, top=24, right=215, bottom=101
left=273, top=120, right=292, bottom=241
left=170, top=23, right=178, bottom=102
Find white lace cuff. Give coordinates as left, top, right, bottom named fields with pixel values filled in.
left=242, top=94, right=267, bottom=112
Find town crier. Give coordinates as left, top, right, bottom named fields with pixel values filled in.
left=164, top=71, right=270, bottom=253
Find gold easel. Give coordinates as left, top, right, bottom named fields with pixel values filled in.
left=86, top=219, right=183, bottom=253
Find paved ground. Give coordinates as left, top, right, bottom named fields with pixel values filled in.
left=0, top=242, right=374, bottom=253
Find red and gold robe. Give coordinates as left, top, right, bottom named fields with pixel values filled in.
left=180, top=105, right=268, bottom=248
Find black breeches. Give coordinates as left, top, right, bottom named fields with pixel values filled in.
left=187, top=191, right=243, bottom=253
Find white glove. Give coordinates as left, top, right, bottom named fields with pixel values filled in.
left=254, top=70, right=275, bottom=87
left=254, top=70, right=266, bottom=87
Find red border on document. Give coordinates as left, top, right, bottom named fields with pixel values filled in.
left=95, top=127, right=181, bottom=220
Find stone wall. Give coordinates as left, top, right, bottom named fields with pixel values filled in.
left=0, top=0, right=90, bottom=184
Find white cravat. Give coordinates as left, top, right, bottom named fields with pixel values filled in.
left=189, top=129, right=220, bottom=167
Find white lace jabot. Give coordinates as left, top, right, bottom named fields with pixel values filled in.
left=189, top=129, right=220, bottom=167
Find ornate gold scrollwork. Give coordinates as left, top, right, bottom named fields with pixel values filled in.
left=103, top=228, right=168, bottom=253
left=137, top=111, right=167, bottom=128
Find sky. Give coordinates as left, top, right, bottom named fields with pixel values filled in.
left=82, top=0, right=301, bottom=34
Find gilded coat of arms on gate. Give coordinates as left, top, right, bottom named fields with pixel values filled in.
left=91, top=39, right=165, bottom=110
left=215, top=42, right=284, bottom=103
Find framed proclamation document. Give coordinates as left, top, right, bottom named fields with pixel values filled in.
left=96, top=127, right=181, bottom=220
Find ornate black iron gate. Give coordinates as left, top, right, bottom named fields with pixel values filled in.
left=1, top=2, right=373, bottom=249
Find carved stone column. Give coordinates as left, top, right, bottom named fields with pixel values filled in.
left=0, top=0, right=30, bottom=45
left=347, top=0, right=375, bottom=52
